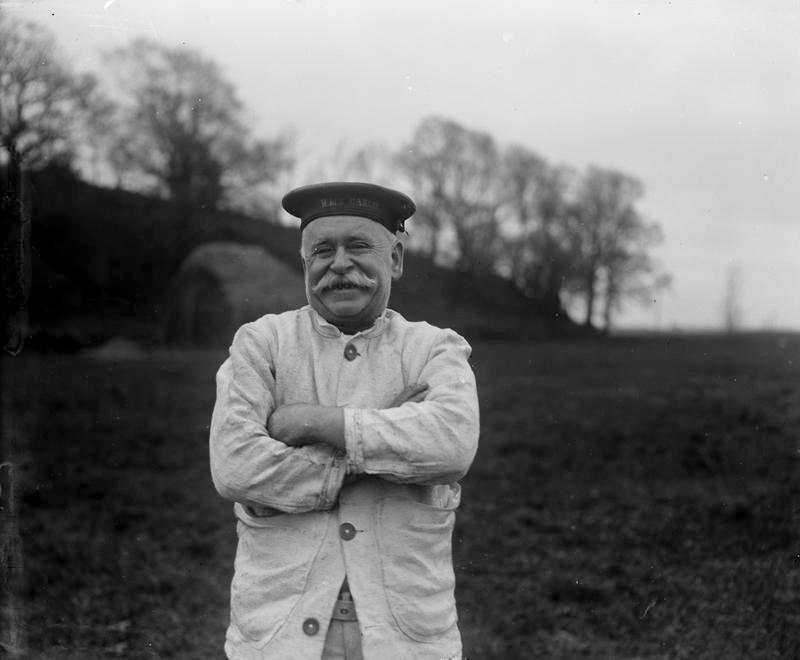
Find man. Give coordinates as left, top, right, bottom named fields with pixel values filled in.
left=210, top=182, right=480, bottom=659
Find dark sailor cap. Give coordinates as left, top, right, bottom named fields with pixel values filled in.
left=282, top=182, right=416, bottom=233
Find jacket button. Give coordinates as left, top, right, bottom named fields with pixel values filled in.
left=302, top=617, right=319, bottom=636
left=344, top=344, right=359, bottom=361
left=339, top=522, right=356, bottom=540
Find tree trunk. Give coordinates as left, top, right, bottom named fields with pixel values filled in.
left=1, top=146, right=31, bottom=355
left=601, top=297, right=613, bottom=334
left=601, top=274, right=617, bottom=334
left=583, top=272, right=596, bottom=327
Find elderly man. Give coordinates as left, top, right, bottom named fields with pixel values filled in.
left=210, top=182, right=480, bottom=659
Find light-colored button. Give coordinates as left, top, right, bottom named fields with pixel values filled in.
left=339, top=522, right=356, bottom=540
left=344, top=344, right=359, bottom=361
left=302, top=617, right=319, bottom=636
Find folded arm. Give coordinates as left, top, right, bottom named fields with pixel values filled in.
left=264, top=331, right=478, bottom=486
left=209, top=324, right=347, bottom=513
left=266, top=382, right=430, bottom=450
left=343, top=329, right=480, bottom=485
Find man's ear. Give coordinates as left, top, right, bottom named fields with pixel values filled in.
left=391, top=240, right=404, bottom=280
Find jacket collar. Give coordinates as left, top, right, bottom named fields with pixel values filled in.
left=308, top=306, right=391, bottom=340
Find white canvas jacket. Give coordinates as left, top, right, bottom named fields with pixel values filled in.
left=210, top=306, right=480, bottom=659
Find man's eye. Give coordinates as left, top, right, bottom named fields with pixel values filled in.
left=349, top=242, right=371, bottom=251
left=312, top=246, right=333, bottom=256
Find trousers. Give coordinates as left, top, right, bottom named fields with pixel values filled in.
left=321, top=619, right=363, bottom=660
left=321, top=591, right=363, bottom=660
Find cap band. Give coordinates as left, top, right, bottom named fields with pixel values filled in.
left=282, top=182, right=415, bottom=233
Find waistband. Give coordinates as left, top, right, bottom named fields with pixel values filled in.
left=331, top=591, right=358, bottom=621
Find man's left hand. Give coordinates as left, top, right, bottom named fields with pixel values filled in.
left=268, top=404, right=345, bottom=449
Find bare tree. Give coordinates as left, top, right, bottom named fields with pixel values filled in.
left=306, top=141, right=401, bottom=187
left=598, top=233, right=672, bottom=332
left=722, top=264, right=743, bottom=333
left=399, top=116, right=502, bottom=272
left=1, top=14, right=106, bottom=354
left=500, top=146, right=577, bottom=316
left=0, top=13, right=105, bottom=170
left=104, top=39, right=292, bottom=214
left=570, top=166, right=666, bottom=329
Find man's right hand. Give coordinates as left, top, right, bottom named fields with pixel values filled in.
left=268, top=404, right=345, bottom=450
left=266, top=383, right=427, bottom=451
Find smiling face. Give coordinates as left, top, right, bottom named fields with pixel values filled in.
left=300, top=215, right=404, bottom=333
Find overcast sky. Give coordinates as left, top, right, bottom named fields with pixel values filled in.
left=6, top=0, right=799, bottom=331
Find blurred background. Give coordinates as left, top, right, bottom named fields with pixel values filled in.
left=1, top=2, right=799, bottom=658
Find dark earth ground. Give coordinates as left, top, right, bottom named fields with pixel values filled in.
left=2, top=332, right=799, bottom=659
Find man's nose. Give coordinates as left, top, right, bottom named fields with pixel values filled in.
left=330, top=246, right=352, bottom=272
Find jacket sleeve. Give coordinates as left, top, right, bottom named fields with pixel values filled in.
left=209, top=323, right=347, bottom=513
left=343, top=329, right=480, bottom=485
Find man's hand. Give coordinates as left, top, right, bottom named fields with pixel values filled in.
left=268, top=404, right=345, bottom=449
left=267, top=383, right=427, bottom=450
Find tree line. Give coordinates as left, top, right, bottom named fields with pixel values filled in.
left=0, top=12, right=669, bottom=332
left=320, top=122, right=671, bottom=330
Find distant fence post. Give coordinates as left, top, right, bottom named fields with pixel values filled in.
left=0, top=461, right=26, bottom=657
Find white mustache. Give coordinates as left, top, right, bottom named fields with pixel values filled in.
left=311, top=271, right=377, bottom=294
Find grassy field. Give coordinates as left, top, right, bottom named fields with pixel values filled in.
left=2, top=333, right=799, bottom=659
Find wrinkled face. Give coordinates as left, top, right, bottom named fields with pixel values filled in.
left=301, top=215, right=404, bottom=333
